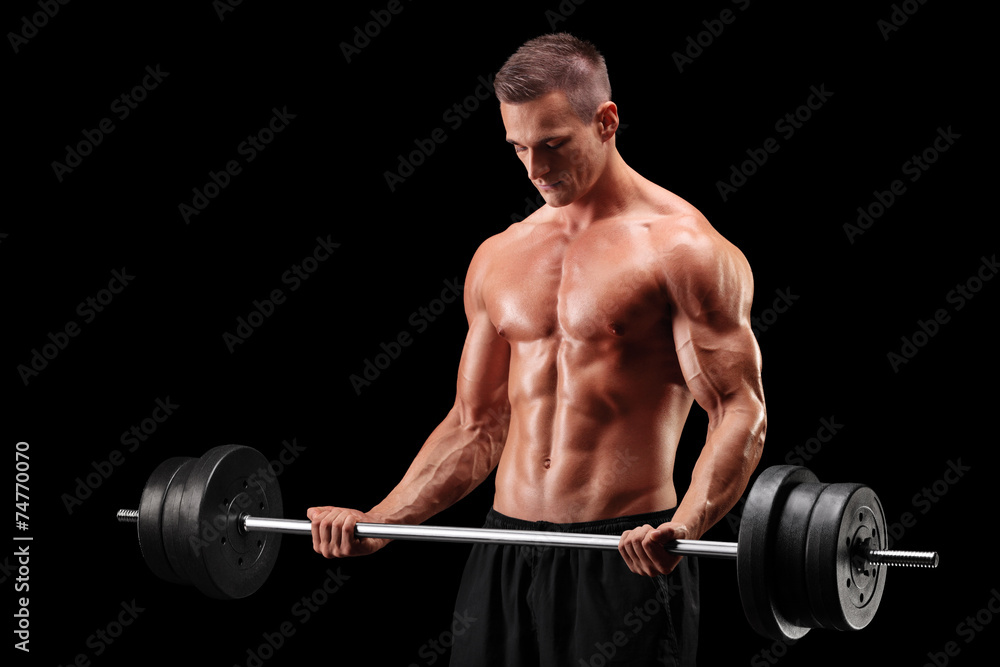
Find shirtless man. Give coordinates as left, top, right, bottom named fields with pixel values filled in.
left=308, top=33, right=766, bottom=666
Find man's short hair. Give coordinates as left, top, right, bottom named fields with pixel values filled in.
left=494, top=33, right=612, bottom=123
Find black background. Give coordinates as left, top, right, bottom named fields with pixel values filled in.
left=5, top=1, right=995, bottom=665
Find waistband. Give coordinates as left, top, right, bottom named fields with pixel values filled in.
left=484, top=507, right=677, bottom=536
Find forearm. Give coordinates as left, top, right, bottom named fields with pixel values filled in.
left=369, top=404, right=509, bottom=525
left=673, top=395, right=766, bottom=539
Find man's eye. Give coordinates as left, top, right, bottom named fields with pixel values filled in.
left=513, top=145, right=526, bottom=153
left=546, top=142, right=564, bottom=150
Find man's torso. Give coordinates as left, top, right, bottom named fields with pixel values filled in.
left=481, top=188, right=716, bottom=522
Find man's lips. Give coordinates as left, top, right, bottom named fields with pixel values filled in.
left=538, top=181, right=563, bottom=190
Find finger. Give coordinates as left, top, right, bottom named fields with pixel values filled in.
left=307, top=506, right=333, bottom=554
left=337, top=513, right=358, bottom=557
left=309, top=507, right=327, bottom=554
left=618, top=530, right=640, bottom=575
left=622, top=525, right=658, bottom=576
left=307, top=506, right=333, bottom=520
left=641, top=531, right=675, bottom=575
left=647, top=527, right=668, bottom=543
left=319, top=512, right=339, bottom=558
left=633, top=536, right=663, bottom=577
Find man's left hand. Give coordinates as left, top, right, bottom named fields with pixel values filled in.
left=618, top=522, right=690, bottom=576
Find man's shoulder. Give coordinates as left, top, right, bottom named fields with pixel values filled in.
left=464, top=217, right=539, bottom=290
left=642, top=189, right=726, bottom=255
left=471, top=212, right=551, bottom=261
left=640, top=188, right=752, bottom=292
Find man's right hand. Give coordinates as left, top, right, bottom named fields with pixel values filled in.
left=306, top=506, right=391, bottom=558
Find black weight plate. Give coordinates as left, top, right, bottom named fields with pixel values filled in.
left=175, top=445, right=282, bottom=599
left=737, top=465, right=819, bottom=641
left=805, top=484, right=887, bottom=632
left=138, top=456, right=195, bottom=584
left=773, top=480, right=827, bottom=631
left=161, top=458, right=198, bottom=586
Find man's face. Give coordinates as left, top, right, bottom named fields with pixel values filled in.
left=501, top=90, right=608, bottom=209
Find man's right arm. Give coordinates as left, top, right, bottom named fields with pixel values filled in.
left=308, top=238, right=511, bottom=558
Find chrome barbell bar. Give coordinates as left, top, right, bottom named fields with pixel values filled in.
left=236, top=515, right=938, bottom=567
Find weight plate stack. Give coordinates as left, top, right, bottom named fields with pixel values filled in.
left=804, top=483, right=887, bottom=632
left=137, top=456, right=195, bottom=585
left=737, top=465, right=820, bottom=641
left=173, top=445, right=283, bottom=599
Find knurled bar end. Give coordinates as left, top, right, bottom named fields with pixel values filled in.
left=117, top=509, right=139, bottom=524
left=864, top=548, right=939, bottom=568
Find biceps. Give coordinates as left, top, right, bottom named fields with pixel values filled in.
left=675, top=318, right=763, bottom=422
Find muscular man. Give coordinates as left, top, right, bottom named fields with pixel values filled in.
left=309, top=33, right=766, bottom=666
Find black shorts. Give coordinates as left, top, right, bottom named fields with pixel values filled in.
left=448, top=508, right=700, bottom=666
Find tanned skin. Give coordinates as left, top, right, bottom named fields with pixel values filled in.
left=308, top=90, right=766, bottom=577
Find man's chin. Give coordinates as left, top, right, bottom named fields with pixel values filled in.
left=538, top=185, right=573, bottom=207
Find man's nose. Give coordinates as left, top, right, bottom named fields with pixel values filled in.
left=526, top=149, right=550, bottom=181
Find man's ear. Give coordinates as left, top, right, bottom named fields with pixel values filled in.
left=595, top=101, right=619, bottom=141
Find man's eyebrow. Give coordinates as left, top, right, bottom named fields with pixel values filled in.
left=506, top=135, right=565, bottom=146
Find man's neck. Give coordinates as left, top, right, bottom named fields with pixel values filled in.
left=554, top=150, right=642, bottom=235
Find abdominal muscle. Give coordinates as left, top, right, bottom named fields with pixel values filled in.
left=491, top=337, right=694, bottom=523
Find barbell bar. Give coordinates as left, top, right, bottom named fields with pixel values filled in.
left=231, top=516, right=937, bottom=567
left=117, top=445, right=940, bottom=641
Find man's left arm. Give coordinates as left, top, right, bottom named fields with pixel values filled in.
left=619, top=228, right=766, bottom=576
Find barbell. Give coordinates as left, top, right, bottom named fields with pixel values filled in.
left=117, top=444, right=938, bottom=641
